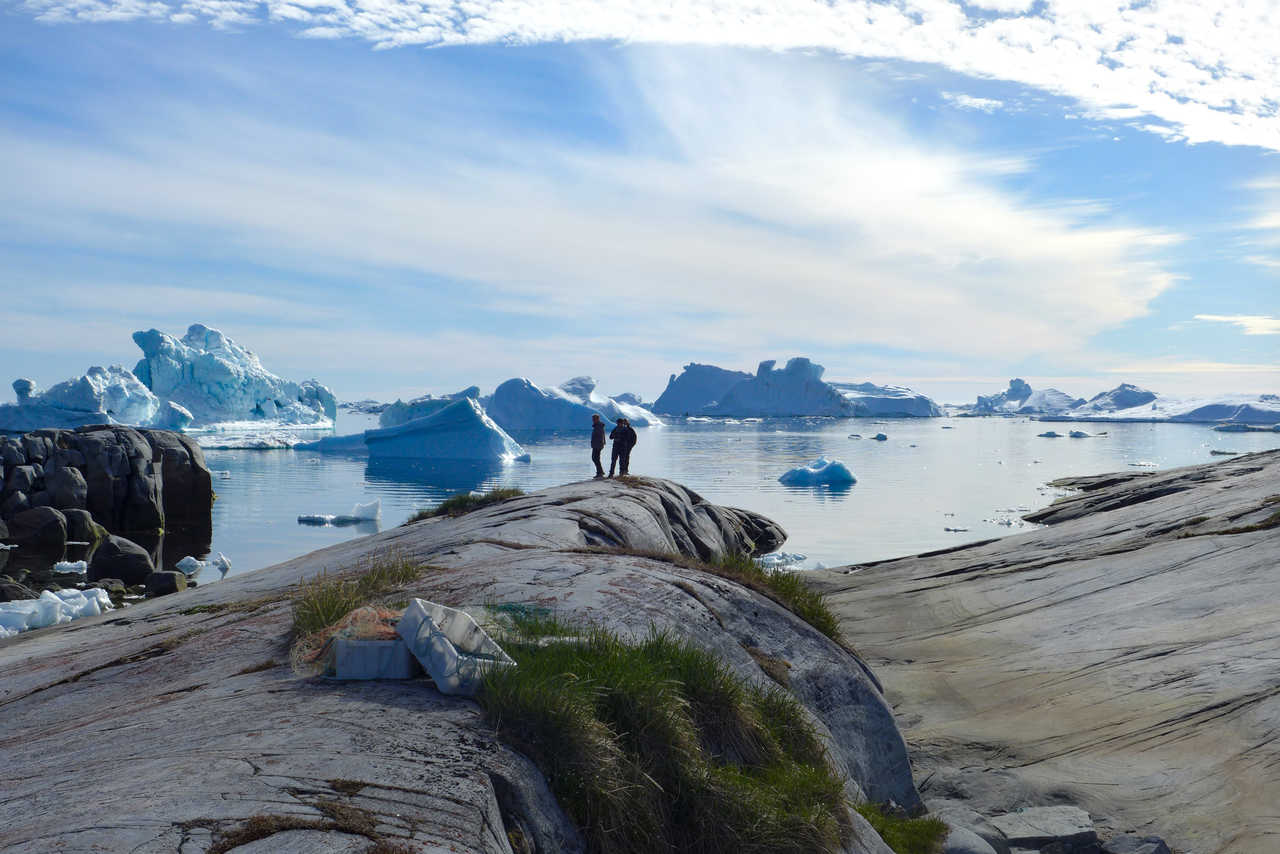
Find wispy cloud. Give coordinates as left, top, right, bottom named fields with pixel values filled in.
left=19, top=0, right=1280, bottom=151
left=1193, top=314, right=1280, bottom=336
left=941, top=92, right=1004, bottom=113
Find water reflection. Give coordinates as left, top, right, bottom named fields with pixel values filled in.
left=364, top=457, right=508, bottom=494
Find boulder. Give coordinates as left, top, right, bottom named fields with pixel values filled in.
left=139, top=430, right=213, bottom=528
left=90, top=578, right=126, bottom=595
left=46, top=466, right=88, bottom=511
left=4, top=507, right=68, bottom=556
left=928, top=799, right=1010, bottom=854
left=0, top=579, right=38, bottom=602
left=144, top=571, right=187, bottom=596
left=1, top=491, right=29, bottom=518
left=62, top=509, right=107, bottom=548
left=88, top=535, right=155, bottom=586
left=943, top=825, right=999, bottom=854
left=2, top=465, right=38, bottom=499
left=0, top=437, right=25, bottom=467
left=1102, top=836, right=1170, bottom=854
left=71, top=426, right=164, bottom=534
left=988, top=807, right=1096, bottom=854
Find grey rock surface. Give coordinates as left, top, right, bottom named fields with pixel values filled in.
left=987, top=806, right=1096, bottom=852
left=4, top=506, right=67, bottom=555
left=0, top=476, right=911, bottom=853
left=1102, top=835, right=1170, bottom=854
left=46, top=465, right=88, bottom=511
left=813, top=450, right=1280, bottom=854
left=943, top=825, right=999, bottom=854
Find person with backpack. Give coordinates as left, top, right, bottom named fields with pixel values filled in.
left=608, top=417, right=638, bottom=477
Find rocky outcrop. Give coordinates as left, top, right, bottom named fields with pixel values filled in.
left=0, top=477, right=915, bottom=854
left=88, top=534, right=155, bottom=585
left=812, top=450, right=1280, bottom=854
left=1, top=427, right=212, bottom=589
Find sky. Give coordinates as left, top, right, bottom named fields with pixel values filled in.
left=1, top=0, right=1277, bottom=405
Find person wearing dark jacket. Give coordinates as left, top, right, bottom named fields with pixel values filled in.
left=608, top=417, right=638, bottom=477
left=590, top=414, right=606, bottom=478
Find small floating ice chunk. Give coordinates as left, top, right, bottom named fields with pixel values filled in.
left=1068, top=430, right=1092, bottom=438
left=848, top=434, right=861, bottom=439
left=778, top=457, right=856, bottom=486
left=53, top=560, right=87, bottom=575
left=944, top=527, right=969, bottom=532
left=350, top=499, right=380, bottom=521
left=216, top=470, right=232, bottom=480
left=871, top=433, right=888, bottom=441
left=1128, top=460, right=1158, bottom=467
left=1037, top=431, right=1063, bottom=438
left=298, top=514, right=336, bottom=525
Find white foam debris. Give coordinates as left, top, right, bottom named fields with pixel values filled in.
left=52, top=561, right=87, bottom=575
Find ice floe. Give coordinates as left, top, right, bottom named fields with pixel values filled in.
left=778, top=457, right=856, bottom=486
left=0, top=588, right=113, bottom=639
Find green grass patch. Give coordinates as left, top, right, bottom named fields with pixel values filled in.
left=290, top=552, right=423, bottom=637
left=855, top=804, right=948, bottom=854
left=480, top=620, right=851, bottom=854
left=574, top=547, right=846, bottom=647
left=404, top=488, right=524, bottom=524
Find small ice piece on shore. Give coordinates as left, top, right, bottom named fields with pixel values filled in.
left=1068, top=430, right=1091, bottom=438
left=1038, top=430, right=1063, bottom=438
left=0, top=588, right=113, bottom=637
left=176, top=556, right=204, bottom=575
left=53, top=560, right=87, bottom=575
left=778, top=457, right=856, bottom=486
left=757, top=551, right=807, bottom=568
left=872, top=433, right=888, bottom=441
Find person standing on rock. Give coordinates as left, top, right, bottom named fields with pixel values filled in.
left=608, top=417, right=638, bottom=477
left=590, top=413, right=606, bottom=479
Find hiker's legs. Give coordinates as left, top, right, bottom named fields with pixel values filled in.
left=609, top=447, right=620, bottom=477
left=592, top=446, right=604, bottom=477
left=620, top=449, right=631, bottom=476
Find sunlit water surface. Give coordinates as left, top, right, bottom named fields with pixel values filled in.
left=201, top=415, right=1277, bottom=581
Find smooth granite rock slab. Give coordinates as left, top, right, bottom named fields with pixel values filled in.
left=1102, top=835, right=1171, bottom=854
left=988, top=806, right=1096, bottom=852
left=0, top=476, right=907, bottom=854
left=813, top=450, right=1280, bottom=854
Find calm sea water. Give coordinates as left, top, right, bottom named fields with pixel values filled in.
left=200, top=415, right=1279, bottom=580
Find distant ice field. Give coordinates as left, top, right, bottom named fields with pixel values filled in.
left=203, top=414, right=1279, bottom=579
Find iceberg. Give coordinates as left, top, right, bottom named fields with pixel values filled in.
left=0, top=588, right=113, bottom=639
left=1054, top=390, right=1280, bottom=425
left=709, top=358, right=854, bottom=417
left=133, top=323, right=335, bottom=426
left=379, top=386, right=480, bottom=428
left=366, top=398, right=528, bottom=462
left=829, top=381, right=942, bottom=417
left=652, top=363, right=753, bottom=415
left=482, top=378, right=605, bottom=432
left=657, top=358, right=939, bottom=418
left=0, top=367, right=185, bottom=433
left=556, top=377, right=662, bottom=428
left=1038, top=430, right=1063, bottom=438
left=973, top=379, right=1083, bottom=415
left=778, top=457, right=857, bottom=486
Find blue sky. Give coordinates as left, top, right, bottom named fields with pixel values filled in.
left=1, top=0, right=1276, bottom=404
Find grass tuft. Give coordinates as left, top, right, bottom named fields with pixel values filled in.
left=291, top=551, right=423, bottom=638
left=404, top=488, right=525, bottom=524
left=855, top=804, right=948, bottom=854
left=480, top=620, right=851, bottom=854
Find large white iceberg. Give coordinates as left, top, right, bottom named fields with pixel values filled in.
left=556, top=377, right=662, bottom=428
left=481, top=378, right=606, bottom=432
left=652, top=363, right=754, bottom=415
left=0, top=368, right=193, bottom=433
left=0, top=588, right=113, bottom=639
left=778, top=456, right=857, bottom=486
left=1042, top=384, right=1280, bottom=425
left=133, top=323, right=336, bottom=426
left=972, top=379, right=1083, bottom=415
left=1071, top=383, right=1158, bottom=414
left=298, top=398, right=528, bottom=462
left=379, top=387, right=480, bottom=428
left=654, top=358, right=939, bottom=418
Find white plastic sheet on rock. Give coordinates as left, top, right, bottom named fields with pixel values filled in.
left=398, top=599, right=515, bottom=696
left=0, top=588, right=113, bottom=639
